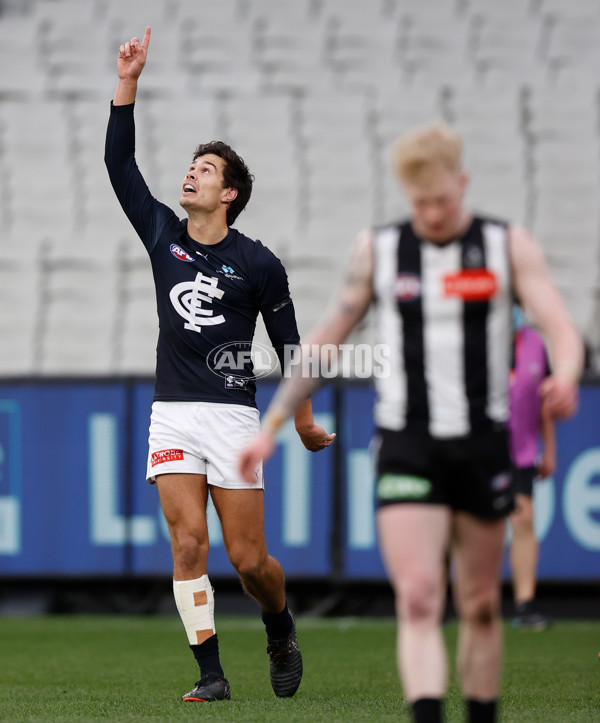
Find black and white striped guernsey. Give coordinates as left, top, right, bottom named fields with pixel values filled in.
left=372, top=216, right=513, bottom=438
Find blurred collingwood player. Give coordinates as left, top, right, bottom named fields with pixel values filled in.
left=105, top=27, right=334, bottom=703
left=240, top=122, right=583, bottom=722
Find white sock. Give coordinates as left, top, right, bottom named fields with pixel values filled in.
left=173, top=575, right=216, bottom=646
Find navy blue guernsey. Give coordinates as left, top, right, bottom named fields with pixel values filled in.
left=105, top=102, right=300, bottom=406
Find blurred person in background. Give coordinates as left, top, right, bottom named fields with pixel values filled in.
left=239, top=122, right=583, bottom=722
left=508, top=305, right=555, bottom=631
left=105, top=27, right=334, bottom=704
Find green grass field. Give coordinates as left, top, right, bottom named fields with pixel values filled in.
left=1, top=615, right=598, bottom=722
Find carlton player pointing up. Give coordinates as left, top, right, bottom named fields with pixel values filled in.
left=240, top=122, right=583, bottom=723
left=105, top=27, right=334, bottom=703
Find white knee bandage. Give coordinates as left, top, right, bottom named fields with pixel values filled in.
left=173, top=575, right=216, bottom=646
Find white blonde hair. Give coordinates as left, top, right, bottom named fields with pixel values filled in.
left=393, top=121, right=463, bottom=185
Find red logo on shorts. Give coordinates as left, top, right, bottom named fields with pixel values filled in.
left=151, top=449, right=184, bottom=466
left=443, top=270, right=498, bottom=301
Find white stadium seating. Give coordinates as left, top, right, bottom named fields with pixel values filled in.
left=0, top=0, right=599, bottom=375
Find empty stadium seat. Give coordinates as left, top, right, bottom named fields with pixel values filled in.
left=0, top=0, right=599, bottom=376
left=0, top=15, right=45, bottom=96
left=0, top=240, right=45, bottom=374
left=250, top=3, right=329, bottom=92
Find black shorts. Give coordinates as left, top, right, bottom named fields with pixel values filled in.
left=374, top=427, right=514, bottom=520
left=511, top=465, right=537, bottom=497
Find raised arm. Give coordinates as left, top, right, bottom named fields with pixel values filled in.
left=106, top=26, right=173, bottom=251
left=113, top=26, right=151, bottom=105
left=509, top=224, right=584, bottom=419
left=239, top=230, right=375, bottom=481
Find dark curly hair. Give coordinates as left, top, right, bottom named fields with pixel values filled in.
left=193, top=141, right=254, bottom=226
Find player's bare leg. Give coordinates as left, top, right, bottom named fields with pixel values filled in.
left=211, top=485, right=302, bottom=697
left=510, top=493, right=537, bottom=605
left=210, top=486, right=285, bottom=610
left=509, top=494, right=551, bottom=630
left=451, top=511, right=505, bottom=719
left=377, top=504, right=451, bottom=716
left=157, top=473, right=210, bottom=578
left=157, top=473, right=230, bottom=702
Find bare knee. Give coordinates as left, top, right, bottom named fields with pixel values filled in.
left=396, top=575, right=443, bottom=624
left=227, top=542, right=267, bottom=579
left=511, top=496, right=534, bottom=530
left=170, top=527, right=209, bottom=572
left=458, top=589, right=499, bottom=627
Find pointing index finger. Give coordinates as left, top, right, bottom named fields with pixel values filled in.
left=141, top=26, right=151, bottom=50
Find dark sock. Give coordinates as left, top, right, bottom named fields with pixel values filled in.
left=467, top=698, right=497, bottom=723
left=190, top=633, right=224, bottom=679
left=516, top=599, right=533, bottom=610
left=514, top=600, right=534, bottom=618
left=262, top=602, right=293, bottom=640
left=412, top=697, right=443, bottom=723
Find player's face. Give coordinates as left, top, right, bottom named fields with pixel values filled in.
left=403, top=170, right=469, bottom=243
left=180, top=154, right=233, bottom=214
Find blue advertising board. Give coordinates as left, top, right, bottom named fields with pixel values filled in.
left=0, top=381, right=335, bottom=578
left=340, top=384, right=386, bottom=579
left=340, top=385, right=600, bottom=581
left=500, top=385, right=600, bottom=580
left=0, top=380, right=598, bottom=580
left=0, top=384, right=128, bottom=574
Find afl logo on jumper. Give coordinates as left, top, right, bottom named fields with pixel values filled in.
left=170, top=244, right=194, bottom=262
left=394, top=273, right=422, bottom=300
left=443, top=269, right=498, bottom=301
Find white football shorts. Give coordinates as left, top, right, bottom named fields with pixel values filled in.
left=146, top=401, right=263, bottom=489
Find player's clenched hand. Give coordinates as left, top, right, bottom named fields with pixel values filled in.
left=239, top=433, right=276, bottom=484
left=540, top=375, right=578, bottom=420
left=296, top=423, right=336, bottom=452
left=537, top=450, right=555, bottom=480
left=117, top=26, right=151, bottom=80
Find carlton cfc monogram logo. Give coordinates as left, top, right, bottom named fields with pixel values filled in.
left=169, top=272, right=226, bottom=333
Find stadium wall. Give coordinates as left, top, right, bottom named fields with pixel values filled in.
left=0, top=379, right=599, bottom=582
